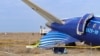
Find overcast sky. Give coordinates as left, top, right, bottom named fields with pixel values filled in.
left=0, top=0, right=100, bottom=32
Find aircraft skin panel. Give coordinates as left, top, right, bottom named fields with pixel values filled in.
left=38, top=30, right=78, bottom=49
left=51, top=17, right=100, bottom=46
left=22, top=0, right=62, bottom=25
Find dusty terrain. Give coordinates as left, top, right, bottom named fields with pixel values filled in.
left=0, top=33, right=99, bottom=56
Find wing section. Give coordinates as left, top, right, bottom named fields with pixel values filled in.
left=38, top=30, right=78, bottom=49
left=22, top=0, right=62, bottom=25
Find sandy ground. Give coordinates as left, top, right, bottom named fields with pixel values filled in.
left=0, top=33, right=100, bottom=56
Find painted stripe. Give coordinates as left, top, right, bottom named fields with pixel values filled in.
left=41, top=35, right=67, bottom=39
left=41, top=34, right=67, bottom=39
left=39, top=43, right=56, bottom=47
left=40, top=38, right=68, bottom=42
left=38, top=30, right=78, bottom=48
left=40, top=39, right=66, bottom=44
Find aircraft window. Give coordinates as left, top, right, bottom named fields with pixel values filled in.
left=93, top=24, right=96, bottom=28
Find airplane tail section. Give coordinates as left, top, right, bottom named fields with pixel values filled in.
left=22, top=0, right=63, bottom=26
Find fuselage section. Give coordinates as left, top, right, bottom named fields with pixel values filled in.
left=51, top=17, right=100, bottom=46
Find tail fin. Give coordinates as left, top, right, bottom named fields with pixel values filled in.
left=22, top=0, right=62, bottom=25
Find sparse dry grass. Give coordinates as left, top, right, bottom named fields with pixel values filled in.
left=0, top=33, right=43, bottom=56
left=0, top=33, right=99, bottom=56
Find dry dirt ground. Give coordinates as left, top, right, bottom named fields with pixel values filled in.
left=0, top=33, right=99, bottom=56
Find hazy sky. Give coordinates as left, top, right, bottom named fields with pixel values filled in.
left=0, top=0, right=100, bottom=32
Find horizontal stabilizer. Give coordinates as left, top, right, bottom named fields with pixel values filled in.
left=22, top=0, right=63, bottom=25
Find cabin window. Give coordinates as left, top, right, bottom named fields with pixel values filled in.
left=93, top=24, right=96, bottom=28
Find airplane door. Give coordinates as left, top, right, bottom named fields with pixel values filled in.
left=77, top=13, right=94, bottom=35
